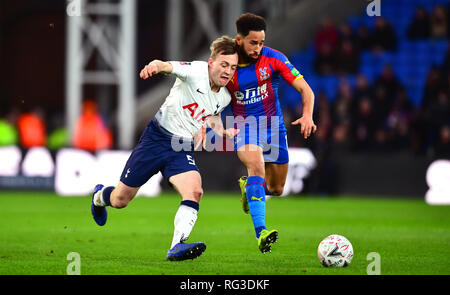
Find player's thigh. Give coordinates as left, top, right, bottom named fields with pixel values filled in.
left=237, top=144, right=265, bottom=177
left=264, top=162, right=289, bottom=196
left=169, top=170, right=203, bottom=203
left=263, top=129, right=289, bottom=164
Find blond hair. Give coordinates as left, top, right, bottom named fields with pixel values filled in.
left=210, top=35, right=238, bottom=59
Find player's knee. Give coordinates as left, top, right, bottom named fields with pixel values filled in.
left=190, top=187, right=203, bottom=203
left=268, top=185, right=284, bottom=196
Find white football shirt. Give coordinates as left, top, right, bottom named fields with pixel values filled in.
left=155, top=61, right=231, bottom=138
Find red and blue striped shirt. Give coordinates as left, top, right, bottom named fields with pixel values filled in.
left=226, top=46, right=302, bottom=131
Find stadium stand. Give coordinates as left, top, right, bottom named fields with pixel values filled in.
left=281, top=0, right=449, bottom=157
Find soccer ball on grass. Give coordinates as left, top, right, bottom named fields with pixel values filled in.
left=317, top=234, right=353, bottom=267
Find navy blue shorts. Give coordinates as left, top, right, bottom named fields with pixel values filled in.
left=120, top=119, right=199, bottom=187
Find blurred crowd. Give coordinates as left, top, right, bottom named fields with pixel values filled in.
left=285, top=4, right=449, bottom=160
left=0, top=100, right=113, bottom=153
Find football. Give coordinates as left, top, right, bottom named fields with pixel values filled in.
left=317, top=234, right=354, bottom=267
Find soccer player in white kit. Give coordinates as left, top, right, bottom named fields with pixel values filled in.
left=91, top=36, right=239, bottom=261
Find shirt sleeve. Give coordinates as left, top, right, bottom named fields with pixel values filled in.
left=169, top=61, right=205, bottom=82
left=269, top=49, right=303, bottom=84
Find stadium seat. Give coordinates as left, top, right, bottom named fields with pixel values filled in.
left=393, top=51, right=413, bottom=69
left=305, top=74, right=319, bottom=96
left=344, top=75, right=357, bottom=88
left=280, top=79, right=302, bottom=108
left=413, top=40, right=432, bottom=53
left=394, top=66, right=410, bottom=85
left=430, top=40, right=449, bottom=64
left=361, top=15, right=376, bottom=29
left=408, top=84, right=425, bottom=107
left=381, top=7, right=396, bottom=24
left=359, top=65, right=377, bottom=84
left=399, top=40, right=415, bottom=52
left=380, top=52, right=395, bottom=65
left=346, top=16, right=361, bottom=31
left=319, top=76, right=338, bottom=102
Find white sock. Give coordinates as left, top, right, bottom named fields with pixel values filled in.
left=93, top=188, right=106, bottom=207
left=170, top=205, right=198, bottom=249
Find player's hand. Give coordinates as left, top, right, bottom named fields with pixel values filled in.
left=223, top=128, right=240, bottom=140
left=193, top=125, right=207, bottom=151
left=291, top=116, right=317, bottom=139
left=139, top=63, right=159, bottom=79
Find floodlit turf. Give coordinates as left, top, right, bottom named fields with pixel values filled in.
left=0, top=191, right=449, bottom=275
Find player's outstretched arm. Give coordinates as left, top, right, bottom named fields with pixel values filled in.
left=139, top=60, right=173, bottom=79
left=290, top=77, right=317, bottom=139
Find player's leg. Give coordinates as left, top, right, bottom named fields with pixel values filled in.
left=237, top=145, right=279, bottom=253
left=91, top=181, right=139, bottom=226
left=168, top=170, right=203, bottom=248
left=94, top=181, right=140, bottom=208
left=249, top=129, right=289, bottom=252
left=91, top=120, right=163, bottom=226
left=237, top=144, right=269, bottom=238
left=166, top=170, right=206, bottom=261
left=262, top=128, right=290, bottom=196
left=162, top=148, right=207, bottom=261
left=235, top=123, right=256, bottom=214
left=237, top=144, right=265, bottom=177
left=264, top=162, right=289, bottom=196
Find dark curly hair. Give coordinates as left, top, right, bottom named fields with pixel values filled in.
left=236, top=13, right=266, bottom=37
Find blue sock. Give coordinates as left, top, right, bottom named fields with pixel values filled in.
left=102, top=186, right=114, bottom=206
left=246, top=176, right=267, bottom=238
left=263, top=180, right=272, bottom=195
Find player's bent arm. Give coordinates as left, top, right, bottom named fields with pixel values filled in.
left=154, top=60, right=173, bottom=74
left=291, top=77, right=315, bottom=118
left=140, top=60, right=173, bottom=79
left=290, top=77, right=317, bottom=138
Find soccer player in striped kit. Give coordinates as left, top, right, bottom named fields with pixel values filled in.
left=226, top=13, right=317, bottom=253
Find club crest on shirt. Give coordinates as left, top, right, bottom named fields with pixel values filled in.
left=259, top=67, right=270, bottom=81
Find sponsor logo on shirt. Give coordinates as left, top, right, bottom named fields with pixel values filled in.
left=234, top=83, right=268, bottom=105
left=182, top=102, right=211, bottom=123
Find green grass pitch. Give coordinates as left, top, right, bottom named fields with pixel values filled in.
left=0, top=191, right=449, bottom=275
